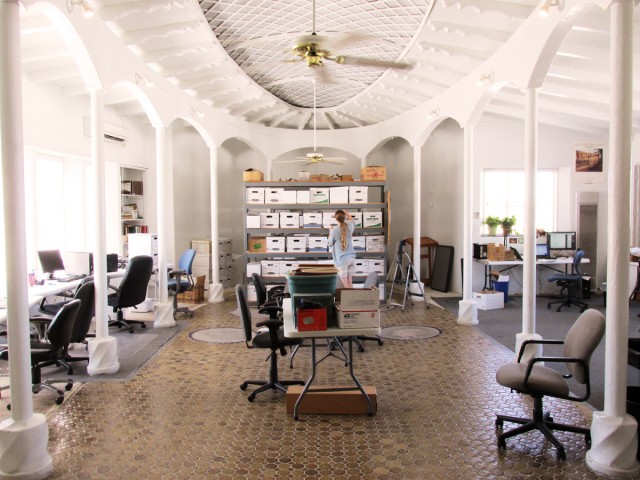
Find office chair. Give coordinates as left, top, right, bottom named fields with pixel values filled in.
left=108, top=255, right=153, bottom=333
left=0, top=300, right=81, bottom=406
left=252, top=272, right=287, bottom=308
left=235, top=284, right=304, bottom=402
left=547, top=249, right=588, bottom=312
left=495, top=308, right=605, bottom=460
left=168, top=248, right=196, bottom=318
left=32, top=280, right=95, bottom=371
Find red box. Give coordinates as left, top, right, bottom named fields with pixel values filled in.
left=296, top=308, right=327, bottom=331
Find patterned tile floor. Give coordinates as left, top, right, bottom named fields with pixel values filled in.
left=3, top=291, right=615, bottom=479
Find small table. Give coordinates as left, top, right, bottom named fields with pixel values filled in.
left=282, top=298, right=381, bottom=420
left=404, top=237, right=438, bottom=286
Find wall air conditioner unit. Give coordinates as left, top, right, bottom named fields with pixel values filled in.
left=83, top=116, right=129, bottom=144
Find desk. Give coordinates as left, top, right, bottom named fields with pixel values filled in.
left=0, top=271, right=125, bottom=326
left=474, top=257, right=590, bottom=291
left=282, top=298, right=380, bottom=420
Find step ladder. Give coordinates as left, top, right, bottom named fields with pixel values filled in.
left=387, top=241, right=429, bottom=311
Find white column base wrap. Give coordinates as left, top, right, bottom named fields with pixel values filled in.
left=153, top=302, right=175, bottom=328
left=586, top=411, right=640, bottom=478
left=457, top=299, right=478, bottom=325
left=515, top=332, right=543, bottom=363
left=208, top=283, right=224, bottom=303
left=0, top=414, right=52, bottom=479
left=87, top=336, right=120, bottom=376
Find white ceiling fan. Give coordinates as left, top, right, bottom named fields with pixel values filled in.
left=280, top=81, right=347, bottom=165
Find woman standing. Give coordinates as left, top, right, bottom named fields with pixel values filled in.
left=328, top=209, right=356, bottom=287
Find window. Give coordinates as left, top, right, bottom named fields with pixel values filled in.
left=482, top=169, right=557, bottom=235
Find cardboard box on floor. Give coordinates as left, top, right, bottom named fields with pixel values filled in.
left=286, top=385, right=377, bottom=415
left=177, top=275, right=206, bottom=304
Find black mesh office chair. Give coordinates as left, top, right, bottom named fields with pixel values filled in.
left=108, top=255, right=153, bottom=333
left=252, top=273, right=287, bottom=308
left=1, top=300, right=81, bottom=406
left=235, top=284, right=304, bottom=402
left=168, top=248, right=196, bottom=318
left=547, top=249, right=588, bottom=312
left=32, top=280, right=95, bottom=371
left=495, top=309, right=605, bottom=460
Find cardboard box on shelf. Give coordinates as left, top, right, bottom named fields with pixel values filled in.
left=329, top=186, right=349, bottom=203
left=310, top=174, right=330, bottom=182
left=365, top=235, right=385, bottom=252
left=363, top=212, right=383, bottom=228
left=473, top=290, right=504, bottom=310
left=352, top=237, right=366, bottom=251
left=246, top=214, right=260, bottom=229
left=285, top=385, right=377, bottom=415
left=248, top=237, right=267, bottom=253
left=279, top=212, right=300, bottom=228
left=348, top=186, right=368, bottom=203
left=286, top=237, right=307, bottom=252
left=260, top=213, right=279, bottom=228
left=245, top=187, right=265, bottom=204
left=360, top=166, right=386, bottom=181
left=308, top=236, right=328, bottom=252
left=341, top=175, right=353, bottom=181
left=310, top=188, right=330, bottom=203
left=296, top=190, right=311, bottom=204
left=266, top=236, right=285, bottom=253
left=303, top=212, right=322, bottom=227
left=487, top=243, right=506, bottom=261
left=243, top=169, right=263, bottom=182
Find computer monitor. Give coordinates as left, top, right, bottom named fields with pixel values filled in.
left=38, top=249, right=65, bottom=279
left=536, top=243, right=549, bottom=257
left=547, top=232, right=577, bottom=253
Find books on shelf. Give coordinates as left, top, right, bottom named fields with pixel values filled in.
left=123, top=223, right=148, bottom=234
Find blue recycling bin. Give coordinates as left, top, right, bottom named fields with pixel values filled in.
left=491, top=280, right=509, bottom=303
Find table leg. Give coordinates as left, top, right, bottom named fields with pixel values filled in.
left=294, top=338, right=317, bottom=421
left=347, top=337, right=373, bottom=416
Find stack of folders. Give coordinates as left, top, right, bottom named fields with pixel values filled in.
left=289, top=264, right=338, bottom=276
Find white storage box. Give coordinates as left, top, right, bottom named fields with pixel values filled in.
left=368, top=259, right=385, bottom=274
left=322, top=212, right=339, bottom=228
left=246, top=261, right=261, bottom=277
left=349, top=186, right=368, bottom=203
left=366, top=235, right=385, bottom=252
left=353, top=260, right=369, bottom=275
left=303, top=212, right=322, bottom=227
left=308, top=236, right=328, bottom=252
left=330, top=186, right=349, bottom=203
left=191, top=239, right=211, bottom=255
left=260, top=213, right=279, bottom=228
left=296, top=190, right=311, bottom=204
left=279, top=261, right=299, bottom=276
left=261, top=261, right=281, bottom=277
left=279, top=212, right=300, bottom=228
left=246, top=214, right=261, bottom=229
left=474, top=290, right=504, bottom=310
left=336, top=308, right=380, bottom=329
left=280, top=190, right=297, bottom=204
left=336, top=287, right=380, bottom=311
left=310, top=188, right=330, bottom=204
left=286, top=237, right=307, bottom=252
left=363, top=212, right=383, bottom=228
left=351, top=212, right=363, bottom=228
left=265, top=188, right=285, bottom=203
left=246, top=187, right=265, bottom=204
left=266, top=236, right=286, bottom=253
left=352, top=237, right=366, bottom=251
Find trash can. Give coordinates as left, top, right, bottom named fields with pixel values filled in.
left=491, top=279, right=509, bottom=303
left=627, top=386, right=640, bottom=461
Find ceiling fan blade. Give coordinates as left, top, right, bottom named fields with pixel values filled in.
left=279, top=159, right=310, bottom=163
left=322, top=159, right=345, bottom=165
left=335, top=55, right=413, bottom=70
left=316, top=32, right=373, bottom=51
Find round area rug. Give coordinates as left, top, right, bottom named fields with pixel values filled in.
left=379, top=325, right=442, bottom=341
left=189, top=328, right=245, bottom=344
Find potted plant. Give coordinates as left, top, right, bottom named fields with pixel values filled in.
left=501, top=215, right=517, bottom=236
left=484, top=216, right=501, bottom=236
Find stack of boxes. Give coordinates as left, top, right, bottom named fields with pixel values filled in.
left=191, top=238, right=233, bottom=287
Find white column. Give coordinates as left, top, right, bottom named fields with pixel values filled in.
left=87, top=89, right=119, bottom=376
left=587, top=0, right=640, bottom=476
left=153, top=126, right=175, bottom=327
left=209, top=146, right=224, bottom=303
left=0, top=1, right=53, bottom=477
left=515, top=88, right=542, bottom=360
left=412, top=145, right=421, bottom=278
left=458, top=124, right=478, bottom=325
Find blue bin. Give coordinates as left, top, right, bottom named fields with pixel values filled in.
left=286, top=273, right=337, bottom=296
left=491, top=280, right=509, bottom=303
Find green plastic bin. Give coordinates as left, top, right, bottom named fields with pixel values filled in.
left=286, top=273, right=337, bottom=296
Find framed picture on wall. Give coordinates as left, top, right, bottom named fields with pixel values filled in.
left=574, top=142, right=605, bottom=184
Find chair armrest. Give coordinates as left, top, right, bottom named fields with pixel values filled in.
left=108, top=284, right=119, bottom=293
left=255, top=318, right=284, bottom=347
left=517, top=338, right=564, bottom=363
left=258, top=305, right=283, bottom=319
left=169, top=268, right=186, bottom=279
left=523, top=356, right=590, bottom=401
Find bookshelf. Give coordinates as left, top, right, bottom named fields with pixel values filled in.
left=121, top=166, right=147, bottom=258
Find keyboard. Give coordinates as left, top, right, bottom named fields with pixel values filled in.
left=55, top=274, right=85, bottom=283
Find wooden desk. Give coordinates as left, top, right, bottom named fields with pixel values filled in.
left=404, top=237, right=438, bottom=285
left=282, top=298, right=380, bottom=420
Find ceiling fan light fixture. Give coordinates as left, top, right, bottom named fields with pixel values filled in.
left=67, top=0, right=94, bottom=17
left=476, top=72, right=494, bottom=87
left=538, top=0, right=563, bottom=17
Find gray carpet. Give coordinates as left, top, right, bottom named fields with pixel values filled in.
left=439, top=293, right=640, bottom=412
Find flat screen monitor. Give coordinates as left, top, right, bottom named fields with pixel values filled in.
left=536, top=243, right=549, bottom=257
left=547, top=232, right=577, bottom=252
left=38, top=249, right=65, bottom=279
